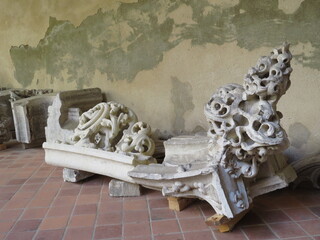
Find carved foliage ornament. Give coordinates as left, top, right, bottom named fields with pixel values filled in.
left=71, top=102, right=155, bottom=157
left=205, top=43, right=292, bottom=178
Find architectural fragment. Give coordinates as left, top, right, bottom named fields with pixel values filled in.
left=45, top=88, right=103, bottom=144
left=63, top=168, right=94, bottom=182
left=0, top=90, right=15, bottom=139
left=0, top=88, right=53, bottom=146
left=43, top=100, right=157, bottom=183
left=11, top=94, right=56, bottom=146
left=109, top=179, right=141, bottom=197
left=129, top=43, right=296, bottom=219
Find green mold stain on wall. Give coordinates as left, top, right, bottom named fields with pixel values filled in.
left=171, top=77, right=194, bottom=130
left=10, top=0, right=320, bottom=88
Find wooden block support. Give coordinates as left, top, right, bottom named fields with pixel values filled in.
left=205, top=208, right=251, bottom=232
left=0, top=144, right=7, bottom=151
left=167, top=197, right=195, bottom=211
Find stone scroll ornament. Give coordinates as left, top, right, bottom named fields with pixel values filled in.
left=71, top=102, right=155, bottom=158
left=204, top=43, right=292, bottom=178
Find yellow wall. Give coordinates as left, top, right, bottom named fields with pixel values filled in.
left=1, top=0, right=320, bottom=161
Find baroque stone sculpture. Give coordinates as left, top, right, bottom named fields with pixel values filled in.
left=43, top=99, right=156, bottom=183
left=129, top=43, right=296, bottom=219
left=204, top=43, right=292, bottom=179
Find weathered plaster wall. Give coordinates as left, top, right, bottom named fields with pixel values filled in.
left=1, top=0, right=320, bottom=162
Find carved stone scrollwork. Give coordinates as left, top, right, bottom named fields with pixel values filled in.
left=116, top=121, right=155, bottom=157
left=72, top=102, right=138, bottom=150
left=205, top=43, right=292, bottom=179
left=71, top=101, right=155, bottom=159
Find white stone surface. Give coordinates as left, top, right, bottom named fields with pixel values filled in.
left=63, top=168, right=94, bottom=182
left=43, top=142, right=156, bottom=183
left=109, top=179, right=141, bottom=197
left=45, top=88, right=103, bottom=144
left=163, top=135, right=210, bottom=166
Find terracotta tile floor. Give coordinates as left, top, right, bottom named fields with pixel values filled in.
left=0, top=144, right=320, bottom=240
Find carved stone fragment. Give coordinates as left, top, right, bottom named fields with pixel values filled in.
left=45, top=88, right=103, bottom=144
left=43, top=99, right=157, bottom=183
left=63, top=168, right=94, bottom=182
left=109, top=179, right=141, bottom=197
left=129, top=43, right=296, bottom=219
left=11, top=94, right=56, bottom=145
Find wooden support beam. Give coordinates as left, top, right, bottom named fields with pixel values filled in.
left=205, top=208, right=251, bottom=232
left=167, top=197, right=195, bottom=211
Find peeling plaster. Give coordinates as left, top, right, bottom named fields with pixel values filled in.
left=9, top=0, right=320, bottom=88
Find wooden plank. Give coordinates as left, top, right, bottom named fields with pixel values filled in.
left=0, top=144, right=7, bottom=151
left=167, top=197, right=195, bottom=211
left=206, top=208, right=251, bottom=232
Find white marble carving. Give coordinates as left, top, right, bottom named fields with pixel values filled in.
left=43, top=142, right=156, bottom=183
left=45, top=88, right=103, bottom=144
left=129, top=43, right=295, bottom=219
left=43, top=99, right=157, bottom=183
left=204, top=43, right=292, bottom=179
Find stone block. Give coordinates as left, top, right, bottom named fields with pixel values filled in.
left=63, top=168, right=94, bottom=182
left=109, top=179, right=141, bottom=197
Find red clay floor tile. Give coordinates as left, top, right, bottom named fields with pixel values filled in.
left=94, top=224, right=122, bottom=239
left=154, top=233, right=184, bottom=240
left=258, top=209, right=291, bottom=223
left=298, top=219, right=320, bottom=235
left=38, top=216, right=69, bottom=230
left=283, top=207, right=317, bottom=221
left=4, top=230, right=36, bottom=240
left=96, top=211, right=122, bottom=225
left=152, top=219, right=180, bottom=235
left=269, top=222, right=307, bottom=238
left=34, top=229, right=65, bottom=240
left=69, top=214, right=96, bottom=227
left=242, top=225, right=277, bottom=240
left=11, top=219, right=42, bottom=232
left=183, top=230, right=215, bottom=240
left=123, top=221, right=151, bottom=237
left=213, top=227, right=247, bottom=240
left=64, top=227, right=94, bottom=240
left=179, top=217, right=210, bottom=231
left=124, top=209, right=149, bottom=223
